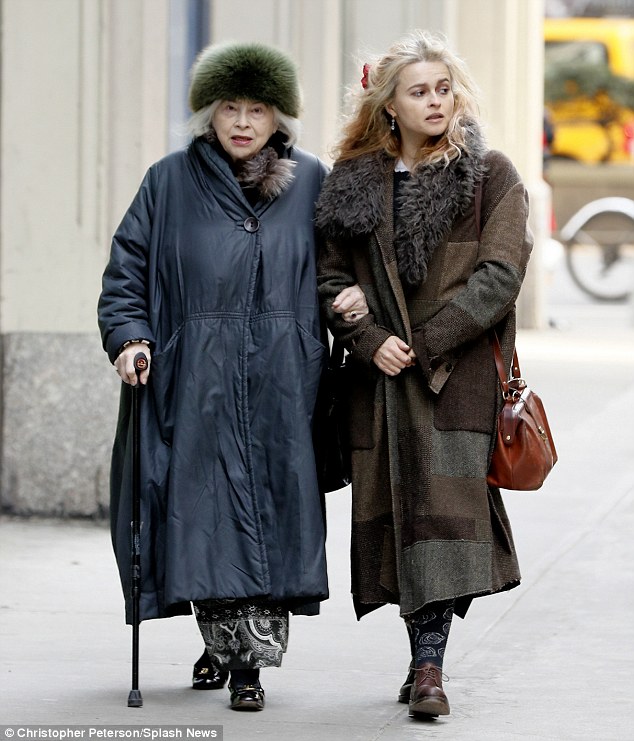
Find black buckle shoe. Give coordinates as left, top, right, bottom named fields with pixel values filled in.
left=192, top=651, right=229, bottom=690
left=229, top=682, right=265, bottom=711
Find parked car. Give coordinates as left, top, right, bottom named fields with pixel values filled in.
left=544, top=17, right=634, bottom=163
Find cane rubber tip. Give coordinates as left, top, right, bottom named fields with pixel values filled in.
left=128, top=689, right=143, bottom=707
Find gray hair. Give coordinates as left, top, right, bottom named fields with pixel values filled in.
left=187, top=101, right=301, bottom=147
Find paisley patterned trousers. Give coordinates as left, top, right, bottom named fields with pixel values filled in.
left=193, top=599, right=289, bottom=671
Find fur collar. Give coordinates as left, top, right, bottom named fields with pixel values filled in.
left=198, top=132, right=296, bottom=200
left=233, top=145, right=296, bottom=199
left=315, top=120, right=488, bottom=286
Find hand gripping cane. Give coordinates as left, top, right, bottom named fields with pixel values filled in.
left=128, top=352, right=148, bottom=708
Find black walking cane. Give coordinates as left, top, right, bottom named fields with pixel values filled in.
left=128, top=351, right=148, bottom=708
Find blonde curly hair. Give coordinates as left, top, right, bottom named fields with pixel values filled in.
left=334, top=30, right=482, bottom=167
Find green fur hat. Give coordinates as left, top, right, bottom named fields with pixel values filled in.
left=188, top=41, right=301, bottom=117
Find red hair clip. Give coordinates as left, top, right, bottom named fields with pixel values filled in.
left=361, top=63, right=371, bottom=89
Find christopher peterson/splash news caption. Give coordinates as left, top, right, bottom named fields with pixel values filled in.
left=1, top=728, right=222, bottom=741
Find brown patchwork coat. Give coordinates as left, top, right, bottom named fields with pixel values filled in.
left=315, top=127, right=532, bottom=619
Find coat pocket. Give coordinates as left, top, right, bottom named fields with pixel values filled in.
left=295, top=322, right=328, bottom=420
left=434, top=337, right=497, bottom=433
left=149, top=331, right=183, bottom=445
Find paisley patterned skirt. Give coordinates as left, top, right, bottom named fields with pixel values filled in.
left=193, top=599, right=289, bottom=670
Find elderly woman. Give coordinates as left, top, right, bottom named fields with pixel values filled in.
left=98, top=42, right=337, bottom=712
left=315, top=30, right=533, bottom=719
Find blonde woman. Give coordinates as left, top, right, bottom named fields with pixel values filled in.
left=316, top=30, right=533, bottom=718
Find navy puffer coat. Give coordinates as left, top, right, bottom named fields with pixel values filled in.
left=99, top=138, right=329, bottom=623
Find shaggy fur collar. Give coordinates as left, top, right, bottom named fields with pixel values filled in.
left=199, top=132, right=296, bottom=200
left=315, top=120, right=488, bottom=286
left=232, top=145, right=296, bottom=199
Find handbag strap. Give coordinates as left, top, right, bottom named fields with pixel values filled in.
left=475, top=179, right=483, bottom=239
left=491, top=330, right=522, bottom=394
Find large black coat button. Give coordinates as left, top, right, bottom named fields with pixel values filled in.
left=243, top=217, right=260, bottom=233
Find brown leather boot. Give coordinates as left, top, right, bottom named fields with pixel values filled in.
left=398, top=662, right=415, bottom=703
left=408, top=663, right=450, bottom=717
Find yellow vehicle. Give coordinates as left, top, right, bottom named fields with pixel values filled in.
left=544, top=17, right=634, bottom=163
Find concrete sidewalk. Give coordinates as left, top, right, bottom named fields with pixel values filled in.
left=2, top=319, right=633, bottom=740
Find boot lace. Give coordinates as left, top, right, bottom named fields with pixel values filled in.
left=414, top=665, right=449, bottom=684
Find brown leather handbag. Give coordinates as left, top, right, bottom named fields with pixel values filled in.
left=487, top=332, right=558, bottom=490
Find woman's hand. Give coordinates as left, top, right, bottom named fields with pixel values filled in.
left=114, top=343, right=152, bottom=386
left=372, top=336, right=416, bottom=376
left=332, top=284, right=368, bottom=323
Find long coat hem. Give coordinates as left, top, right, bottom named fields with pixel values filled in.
left=352, top=577, right=521, bottom=621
